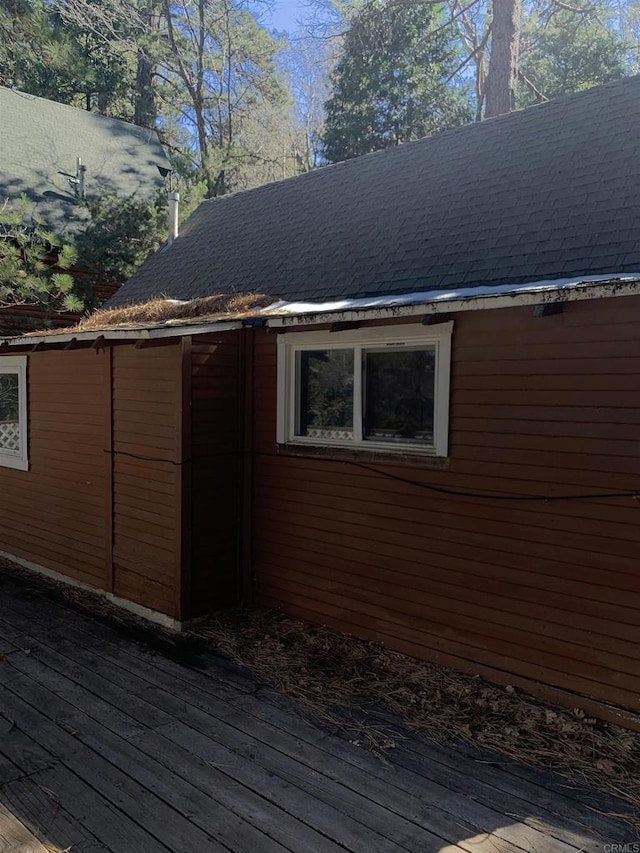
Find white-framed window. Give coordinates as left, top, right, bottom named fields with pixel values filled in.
left=277, top=322, right=453, bottom=457
left=0, top=356, right=28, bottom=471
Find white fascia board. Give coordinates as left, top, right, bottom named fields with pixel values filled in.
left=146, top=321, right=243, bottom=338
left=0, top=320, right=243, bottom=349
left=264, top=275, right=640, bottom=328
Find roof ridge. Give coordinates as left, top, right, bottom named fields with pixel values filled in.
left=0, top=86, right=161, bottom=141
left=199, top=74, right=640, bottom=208
left=108, top=72, right=640, bottom=310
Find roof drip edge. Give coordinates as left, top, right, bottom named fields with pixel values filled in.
left=263, top=275, right=640, bottom=327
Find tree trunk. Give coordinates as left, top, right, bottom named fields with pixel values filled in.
left=484, top=0, right=521, bottom=118
left=134, top=3, right=160, bottom=127
left=134, top=50, right=155, bottom=126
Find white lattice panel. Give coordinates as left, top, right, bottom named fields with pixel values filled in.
left=306, top=427, right=353, bottom=441
left=0, top=421, right=20, bottom=452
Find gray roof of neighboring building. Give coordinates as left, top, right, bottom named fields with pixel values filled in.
left=0, top=87, right=170, bottom=236
left=108, top=75, right=640, bottom=308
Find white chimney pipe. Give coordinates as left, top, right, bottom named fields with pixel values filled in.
left=168, top=190, right=179, bottom=245
left=76, top=156, right=86, bottom=199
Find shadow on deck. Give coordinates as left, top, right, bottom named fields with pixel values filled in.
left=0, top=572, right=635, bottom=852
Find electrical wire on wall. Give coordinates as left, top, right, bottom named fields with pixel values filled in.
left=103, top=447, right=640, bottom=504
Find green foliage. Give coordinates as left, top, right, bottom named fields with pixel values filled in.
left=75, top=192, right=167, bottom=288
left=364, top=349, right=434, bottom=441
left=0, top=0, right=47, bottom=88
left=301, top=349, right=354, bottom=431
left=0, top=372, right=19, bottom=422
left=0, top=198, right=83, bottom=313
left=0, top=1, right=137, bottom=118
left=518, top=8, right=628, bottom=106
left=73, top=182, right=206, bottom=307
left=323, top=0, right=471, bottom=163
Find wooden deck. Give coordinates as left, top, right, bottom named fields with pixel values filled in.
left=0, top=574, right=633, bottom=853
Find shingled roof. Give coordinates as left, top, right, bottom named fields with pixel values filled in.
left=0, top=87, right=170, bottom=236
left=109, top=75, right=640, bottom=309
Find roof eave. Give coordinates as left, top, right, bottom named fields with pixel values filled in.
left=264, top=277, right=640, bottom=328
left=0, top=320, right=243, bottom=350
left=3, top=275, right=639, bottom=350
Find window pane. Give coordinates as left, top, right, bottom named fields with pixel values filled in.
left=0, top=373, right=20, bottom=453
left=364, top=348, right=435, bottom=444
left=296, top=349, right=354, bottom=440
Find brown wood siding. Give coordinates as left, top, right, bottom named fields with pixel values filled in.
left=0, top=342, right=184, bottom=620
left=250, top=297, right=640, bottom=712
left=0, top=349, right=108, bottom=587
left=111, top=343, right=183, bottom=618
left=188, top=330, right=243, bottom=617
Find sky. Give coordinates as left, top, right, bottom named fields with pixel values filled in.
left=264, top=0, right=309, bottom=33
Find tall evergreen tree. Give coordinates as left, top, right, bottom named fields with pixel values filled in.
left=322, top=0, right=471, bottom=163
left=0, top=0, right=137, bottom=118
left=518, top=7, right=627, bottom=106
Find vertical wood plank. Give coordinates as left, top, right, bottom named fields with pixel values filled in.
left=103, top=345, right=114, bottom=593
left=188, top=331, right=243, bottom=616
left=111, top=342, right=182, bottom=618
left=240, top=328, right=254, bottom=607
left=178, top=336, right=193, bottom=622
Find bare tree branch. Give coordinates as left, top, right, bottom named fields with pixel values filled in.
left=517, top=69, right=548, bottom=102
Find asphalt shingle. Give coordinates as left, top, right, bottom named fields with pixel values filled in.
left=109, top=76, right=640, bottom=308
left=0, top=87, right=170, bottom=237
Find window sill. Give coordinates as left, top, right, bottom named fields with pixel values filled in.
left=0, top=455, right=29, bottom=472
left=276, top=442, right=450, bottom=469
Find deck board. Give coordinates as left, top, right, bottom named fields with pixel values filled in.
left=0, top=774, right=111, bottom=853
left=0, top=573, right=634, bottom=853
left=0, top=800, right=51, bottom=853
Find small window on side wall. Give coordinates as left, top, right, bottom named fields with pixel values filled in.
left=277, top=323, right=452, bottom=457
left=0, top=356, right=28, bottom=471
